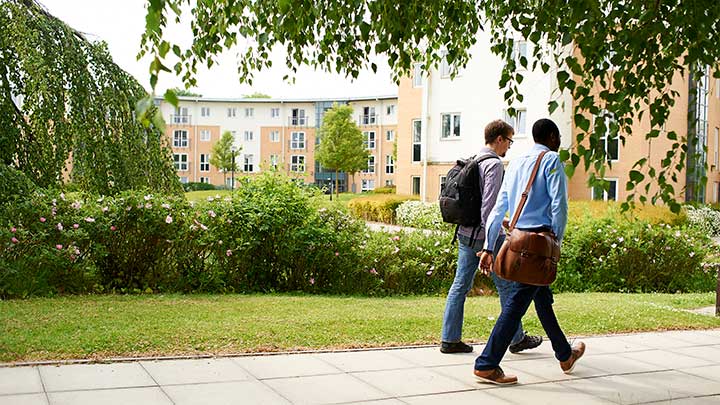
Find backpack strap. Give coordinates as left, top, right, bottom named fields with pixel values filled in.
left=451, top=224, right=459, bottom=245
left=508, top=151, right=548, bottom=231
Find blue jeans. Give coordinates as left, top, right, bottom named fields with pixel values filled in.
left=475, top=282, right=572, bottom=370
left=441, top=235, right=524, bottom=345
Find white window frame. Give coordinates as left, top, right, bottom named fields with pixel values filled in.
left=364, top=155, right=376, bottom=174
left=385, top=179, right=394, bottom=187
left=362, top=106, right=376, bottom=125
left=386, top=130, right=395, bottom=141
left=439, top=175, right=447, bottom=197
left=199, top=154, right=210, bottom=172
left=361, top=179, right=375, bottom=192
left=245, top=107, right=254, bottom=118
left=271, top=108, right=280, bottom=118
left=173, top=107, right=189, bottom=124
left=412, top=119, right=422, bottom=163
left=513, top=41, right=528, bottom=69
left=243, top=154, right=254, bottom=172
left=715, top=127, right=719, bottom=169
left=385, top=155, right=394, bottom=174
left=291, top=131, right=306, bottom=149
left=411, top=176, right=421, bottom=195
left=503, top=109, right=527, bottom=137
left=173, top=130, right=188, bottom=148
left=244, top=130, right=254, bottom=141
left=270, top=130, right=280, bottom=143
left=441, top=113, right=461, bottom=139
left=179, top=176, right=188, bottom=184
left=439, top=50, right=460, bottom=78
left=227, top=108, right=236, bottom=118
left=200, top=107, right=210, bottom=117
left=173, top=153, right=188, bottom=172
left=291, top=108, right=306, bottom=125
left=412, top=63, right=423, bottom=87
left=597, top=112, right=620, bottom=162
left=591, top=178, right=619, bottom=201
left=290, top=155, right=305, bottom=172
left=200, top=130, right=211, bottom=141
left=363, top=131, right=376, bottom=149
left=269, top=154, right=279, bottom=170
left=386, top=105, right=395, bottom=115
left=199, top=177, right=210, bottom=184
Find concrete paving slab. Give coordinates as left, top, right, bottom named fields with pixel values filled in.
left=402, top=390, right=514, bottom=404
left=616, top=333, right=698, bottom=350
left=501, top=356, right=607, bottom=382
left=162, top=380, right=291, bottom=405
left=314, top=350, right=417, bottom=373
left=488, top=381, right=616, bottom=404
left=262, top=373, right=388, bottom=404
left=47, top=387, right=172, bottom=405
left=140, top=358, right=251, bottom=385
left=349, top=399, right=407, bottom=405
left=430, top=363, right=548, bottom=386
left=389, top=346, right=478, bottom=367
left=233, top=354, right=341, bottom=379
left=679, top=364, right=720, bottom=382
left=0, top=393, right=48, bottom=405
left=576, top=335, right=655, bottom=354
left=0, top=367, right=43, bottom=395
left=668, top=346, right=720, bottom=363
left=39, top=363, right=155, bottom=392
left=579, top=353, right=662, bottom=375
left=622, top=349, right=716, bottom=369
left=352, top=368, right=473, bottom=397
left=659, top=330, right=720, bottom=346
left=652, top=395, right=720, bottom=404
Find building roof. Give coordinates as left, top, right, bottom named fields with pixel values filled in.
left=155, top=94, right=398, bottom=104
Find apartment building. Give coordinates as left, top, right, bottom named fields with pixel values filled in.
left=395, top=32, right=720, bottom=204
left=158, top=96, right=398, bottom=192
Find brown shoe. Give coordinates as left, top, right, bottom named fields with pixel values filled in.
left=473, top=367, right=518, bottom=385
left=560, top=341, right=586, bottom=374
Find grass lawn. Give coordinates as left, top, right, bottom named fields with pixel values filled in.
left=1, top=293, right=718, bottom=363
left=184, top=190, right=232, bottom=202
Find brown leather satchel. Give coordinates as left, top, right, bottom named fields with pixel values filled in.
left=494, top=151, right=560, bottom=286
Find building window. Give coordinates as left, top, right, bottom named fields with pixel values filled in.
left=245, top=108, right=254, bottom=118
left=597, top=112, right=620, bottom=161
left=715, top=127, right=719, bottom=169
left=513, top=41, right=528, bottom=67
left=363, top=131, right=376, bottom=149
left=362, top=107, right=376, bottom=125
left=270, top=154, right=279, bottom=170
left=592, top=179, right=618, bottom=201
left=361, top=179, right=375, bottom=192
left=385, top=179, right=394, bottom=187
left=441, top=113, right=461, bottom=139
left=199, top=154, right=210, bottom=172
left=227, top=108, right=236, bottom=117
left=173, top=107, right=189, bottom=124
left=386, top=130, right=395, bottom=141
left=412, top=176, right=421, bottom=195
left=270, top=130, right=280, bottom=142
left=439, top=175, right=447, bottom=196
left=179, top=176, right=188, bottom=184
left=291, top=108, right=306, bottom=126
left=200, top=130, right=211, bottom=141
left=173, top=154, right=188, bottom=171
left=290, top=155, right=305, bottom=172
left=503, top=109, right=527, bottom=136
left=243, top=154, right=254, bottom=172
left=271, top=108, right=280, bottom=118
left=714, top=182, right=720, bottom=203
left=244, top=130, right=254, bottom=141
left=291, top=132, right=306, bottom=149
left=199, top=177, right=210, bottom=184
left=412, top=120, right=422, bottom=162
left=440, top=50, right=459, bottom=78
left=412, top=63, right=423, bottom=87
left=716, top=79, right=720, bottom=99
left=173, top=130, right=188, bottom=148
left=200, top=107, right=210, bottom=117
left=386, top=105, right=395, bottom=115
left=385, top=155, right=394, bottom=174
left=364, top=155, right=375, bottom=173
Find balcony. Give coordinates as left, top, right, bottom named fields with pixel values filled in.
left=358, top=114, right=377, bottom=126
left=170, top=114, right=192, bottom=125
left=288, top=116, right=308, bottom=127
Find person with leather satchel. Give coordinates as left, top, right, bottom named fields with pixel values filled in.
left=473, top=118, right=585, bottom=385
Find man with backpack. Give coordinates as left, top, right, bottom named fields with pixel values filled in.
left=439, top=120, right=542, bottom=354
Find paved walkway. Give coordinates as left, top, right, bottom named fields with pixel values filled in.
left=2, top=329, right=720, bottom=404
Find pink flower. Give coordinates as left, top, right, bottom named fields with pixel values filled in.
left=393, top=235, right=400, bottom=241
left=56, top=244, right=63, bottom=250
left=161, top=203, right=171, bottom=209
left=73, top=224, right=79, bottom=229
left=10, top=227, right=16, bottom=233
left=165, top=215, right=173, bottom=224
left=226, top=249, right=232, bottom=256
left=102, top=207, right=109, bottom=213
left=40, top=217, right=46, bottom=223
left=208, top=210, right=216, bottom=218
left=11, top=237, right=18, bottom=244
left=310, top=277, right=315, bottom=285
left=426, top=270, right=433, bottom=276
left=370, top=268, right=378, bottom=275
left=335, top=252, right=339, bottom=256
left=144, top=194, right=152, bottom=201
left=59, top=192, right=66, bottom=201
left=393, top=247, right=400, bottom=254
left=84, top=217, right=95, bottom=223
left=110, top=226, right=116, bottom=231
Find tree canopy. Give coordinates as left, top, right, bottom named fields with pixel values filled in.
left=140, top=0, right=720, bottom=211
left=0, top=0, right=180, bottom=195
left=315, top=104, right=367, bottom=197
left=210, top=131, right=239, bottom=186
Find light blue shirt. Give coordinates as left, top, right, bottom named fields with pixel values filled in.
left=483, top=143, right=569, bottom=252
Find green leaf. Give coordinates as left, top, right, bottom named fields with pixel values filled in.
left=629, top=170, right=644, bottom=183
left=548, top=100, right=558, bottom=114
left=159, top=41, right=170, bottom=58
left=164, top=89, right=179, bottom=107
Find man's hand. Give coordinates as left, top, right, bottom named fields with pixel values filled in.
left=476, top=251, right=494, bottom=276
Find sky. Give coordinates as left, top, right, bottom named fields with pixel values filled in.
left=38, top=0, right=398, bottom=99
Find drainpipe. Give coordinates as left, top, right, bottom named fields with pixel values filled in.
left=421, top=71, right=431, bottom=202
left=194, top=98, right=199, bottom=183
left=377, top=97, right=383, bottom=188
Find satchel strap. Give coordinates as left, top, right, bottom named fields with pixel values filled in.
left=508, top=151, right=549, bottom=231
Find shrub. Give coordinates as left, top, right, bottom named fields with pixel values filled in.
left=372, top=186, right=396, bottom=194
left=183, top=182, right=217, bottom=192
left=396, top=201, right=453, bottom=231
left=685, top=205, right=720, bottom=237
left=567, top=201, right=686, bottom=226
left=0, top=164, right=36, bottom=206
left=348, top=194, right=417, bottom=223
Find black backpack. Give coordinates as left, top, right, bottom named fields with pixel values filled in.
left=439, top=155, right=500, bottom=226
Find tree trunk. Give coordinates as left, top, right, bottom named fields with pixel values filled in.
left=335, top=169, right=339, bottom=200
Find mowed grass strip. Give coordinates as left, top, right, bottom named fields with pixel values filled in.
left=1, top=293, right=718, bottom=363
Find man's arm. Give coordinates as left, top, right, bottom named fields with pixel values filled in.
left=546, top=153, right=568, bottom=243
left=481, top=160, right=504, bottom=231
left=483, top=165, right=509, bottom=252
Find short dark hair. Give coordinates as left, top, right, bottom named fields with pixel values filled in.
left=485, top=119, right=513, bottom=144
left=532, top=118, right=560, bottom=143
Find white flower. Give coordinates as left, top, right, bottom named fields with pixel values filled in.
left=59, top=192, right=66, bottom=201
left=689, top=251, right=695, bottom=257
left=162, top=203, right=171, bottom=209
left=56, top=223, right=63, bottom=231
left=208, top=210, right=216, bottom=218
left=144, top=194, right=152, bottom=201
left=84, top=217, right=95, bottom=223
left=165, top=215, right=173, bottom=224
left=434, top=241, right=440, bottom=246
left=207, top=197, right=214, bottom=202
left=611, top=243, right=617, bottom=248
left=618, top=237, right=624, bottom=243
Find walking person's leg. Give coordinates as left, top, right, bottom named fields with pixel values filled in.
left=440, top=242, right=479, bottom=353
left=532, top=286, right=585, bottom=373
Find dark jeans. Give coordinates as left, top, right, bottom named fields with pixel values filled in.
left=474, top=282, right=572, bottom=371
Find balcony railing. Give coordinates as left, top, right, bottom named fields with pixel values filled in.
left=170, top=114, right=192, bottom=125
left=288, top=116, right=308, bottom=127
left=358, top=114, right=377, bottom=126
